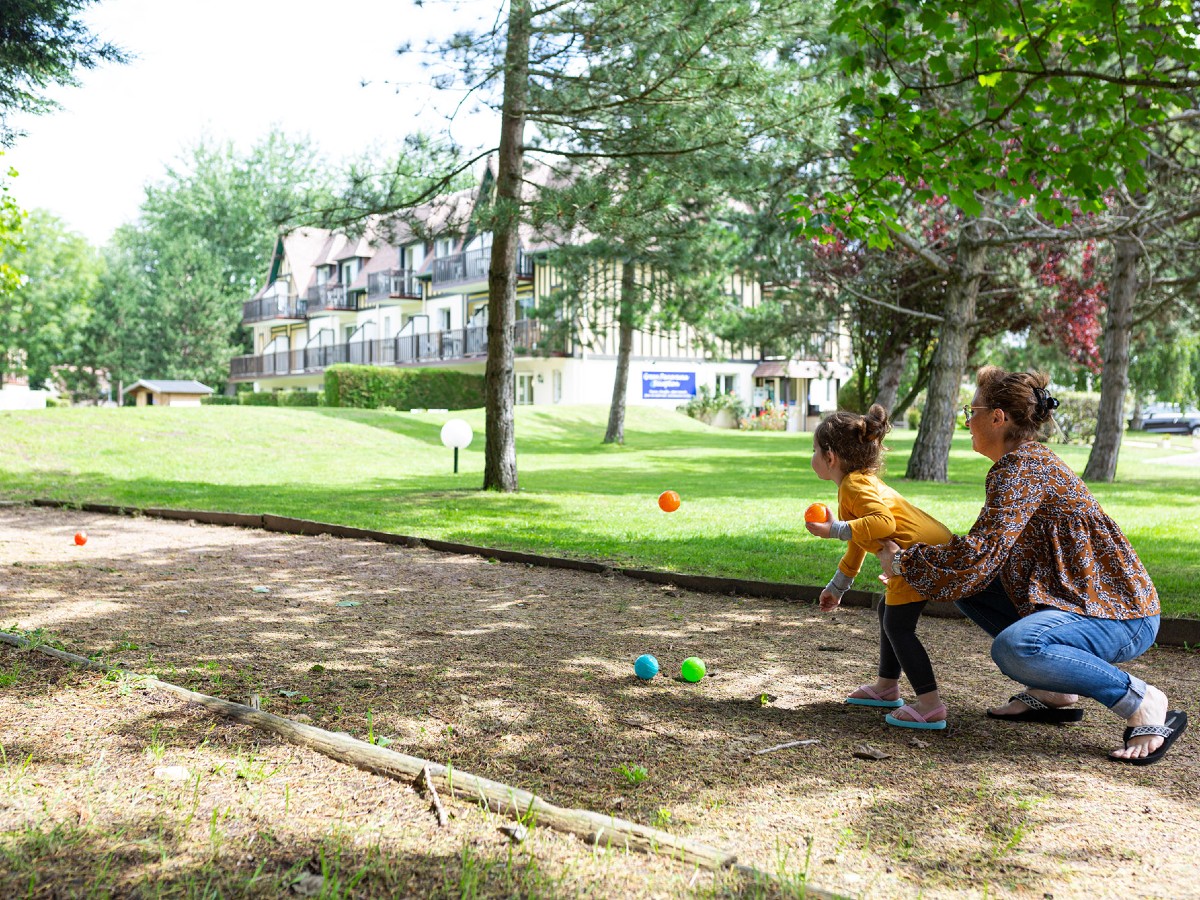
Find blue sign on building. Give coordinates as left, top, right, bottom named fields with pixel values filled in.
left=642, top=371, right=696, bottom=400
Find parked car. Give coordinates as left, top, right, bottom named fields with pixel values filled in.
left=1130, top=406, right=1200, bottom=435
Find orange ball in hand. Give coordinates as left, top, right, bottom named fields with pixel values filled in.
left=74, top=531, right=88, bottom=546
left=804, top=503, right=830, bottom=524
left=658, top=490, right=681, bottom=513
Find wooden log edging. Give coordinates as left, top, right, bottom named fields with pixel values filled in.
left=0, top=630, right=738, bottom=870
left=28, top=499, right=1200, bottom=646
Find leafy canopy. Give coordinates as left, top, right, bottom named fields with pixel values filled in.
left=0, top=0, right=127, bottom=146
left=795, top=0, right=1200, bottom=244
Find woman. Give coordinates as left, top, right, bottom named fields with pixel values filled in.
left=878, top=366, right=1186, bottom=765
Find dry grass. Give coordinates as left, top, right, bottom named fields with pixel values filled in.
left=0, top=505, right=1197, bottom=899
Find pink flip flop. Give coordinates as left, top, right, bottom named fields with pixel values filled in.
left=845, top=684, right=904, bottom=709
left=885, top=703, right=948, bottom=730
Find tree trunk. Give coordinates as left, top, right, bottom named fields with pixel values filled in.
left=604, top=262, right=637, bottom=444
left=1129, top=395, right=1145, bottom=431
left=482, top=0, right=530, bottom=493
left=905, top=222, right=985, bottom=482
left=1083, top=231, right=1141, bottom=483
left=872, top=338, right=911, bottom=414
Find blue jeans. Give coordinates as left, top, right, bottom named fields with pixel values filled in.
left=956, top=578, right=1159, bottom=719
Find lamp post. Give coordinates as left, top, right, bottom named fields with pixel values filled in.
left=440, top=418, right=473, bottom=474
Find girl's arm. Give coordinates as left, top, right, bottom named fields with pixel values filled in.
left=895, top=452, right=1046, bottom=601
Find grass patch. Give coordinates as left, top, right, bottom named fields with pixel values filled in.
left=2, top=404, right=1197, bottom=617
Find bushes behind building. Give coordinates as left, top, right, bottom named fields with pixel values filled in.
left=324, top=365, right=486, bottom=410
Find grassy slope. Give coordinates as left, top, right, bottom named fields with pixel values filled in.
left=2, top=404, right=1197, bottom=617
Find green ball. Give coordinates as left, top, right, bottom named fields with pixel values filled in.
left=680, top=656, right=706, bottom=683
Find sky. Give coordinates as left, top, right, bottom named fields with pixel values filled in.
left=3, top=0, right=503, bottom=246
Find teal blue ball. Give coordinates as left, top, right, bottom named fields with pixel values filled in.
left=634, top=654, right=659, bottom=680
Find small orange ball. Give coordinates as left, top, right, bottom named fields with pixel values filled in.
left=74, top=531, right=88, bottom=546
left=658, top=490, right=681, bottom=513
left=804, top=503, right=830, bottom=524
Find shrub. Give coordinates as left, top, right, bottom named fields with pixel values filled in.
left=739, top=400, right=788, bottom=431
left=837, top=377, right=868, bottom=414
left=1049, top=390, right=1101, bottom=445
left=277, top=390, right=320, bottom=407
left=201, top=395, right=239, bottom=406
left=239, top=391, right=278, bottom=406
left=678, top=386, right=745, bottom=425
left=324, top=365, right=486, bottom=410
left=905, top=406, right=921, bottom=430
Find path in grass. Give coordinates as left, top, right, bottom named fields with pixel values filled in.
left=2, top=405, right=1197, bottom=617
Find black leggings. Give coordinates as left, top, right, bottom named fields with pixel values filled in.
left=877, top=600, right=938, bottom=695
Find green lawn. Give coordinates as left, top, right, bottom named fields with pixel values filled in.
left=2, top=404, right=1197, bottom=618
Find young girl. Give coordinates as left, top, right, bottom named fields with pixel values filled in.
left=806, top=404, right=954, bottom=730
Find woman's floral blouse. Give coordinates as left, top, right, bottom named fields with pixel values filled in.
left=895, top=441, right=1159, bottom=620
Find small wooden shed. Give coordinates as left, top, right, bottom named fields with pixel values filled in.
left=127, top=379, right=214, bottom=408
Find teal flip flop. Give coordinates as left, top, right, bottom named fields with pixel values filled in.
left=885, top=703, right=948, bottom=730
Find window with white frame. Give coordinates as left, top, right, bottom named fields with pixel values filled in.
left=715, top=374, right=736, bottom=395
left=515, top=373, right=534, bottom=405
left=435, top=238, right=455, bottom=258
left=440, top=308, right=452, bottom=331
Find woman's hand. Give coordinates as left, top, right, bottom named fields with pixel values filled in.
left=806, top=520, right=833, bottom=538
left=818, top=588, right=841, bottom=611
left=878, top=539, right=900, bottom=577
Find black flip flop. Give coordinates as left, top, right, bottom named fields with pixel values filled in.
left=986, top=692, right=1084, bottom=724
left=1111, top=710, right=1189, bottom=766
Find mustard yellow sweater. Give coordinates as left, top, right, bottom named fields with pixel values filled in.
left=836, top=471, right=953, bottom=605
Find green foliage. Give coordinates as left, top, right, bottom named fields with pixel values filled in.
left=1130, top=327, right=1200, bottom=410
left=1049, top=391, right=1102, bottom=446
left=238, top=392, right=278, bottom=407
left=81, top=131, right=337, bottom=390
left=0, top=160, right=25, bottom=380
left=232, top=391, right=320, bottom=408
left=738, top=400, right=789, bottom=431
left=0, top=0, right=127, bottom=147
left=677, top=386, right=744, bottom=426
left=0, top=208, right=100, bottom=389
left=837, top=377, right=868, bottom=414
left=324, top=365, right=485, bottom=411
left=795, top=0, right=1200, bottom=242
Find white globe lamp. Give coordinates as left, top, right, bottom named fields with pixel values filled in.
left=440, top=418, right=473, bottom=473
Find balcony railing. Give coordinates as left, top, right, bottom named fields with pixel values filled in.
left=431, top=248, right=534, bottom=287
left=242, top=295, right=307, bottom=324
left=229, top=318, right=557, bottom=381
left=303, top=284, right=357, bottom=312
left=366, top=268, right=420, bottom=301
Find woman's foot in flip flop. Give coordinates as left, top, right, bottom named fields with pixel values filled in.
left=988, top=688, right=1079, bottom=718
left=1110, top=684, right=1172, bottom=762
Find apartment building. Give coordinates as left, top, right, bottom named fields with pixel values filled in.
left=228, top=169, right=851, bottom=423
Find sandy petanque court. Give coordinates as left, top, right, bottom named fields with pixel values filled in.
left=0, top=503, right=1197, bottom=898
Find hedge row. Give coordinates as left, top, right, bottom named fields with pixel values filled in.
left=202, top=391, right=321, bottom=407
left=324, top=365, right=485, bottom=410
